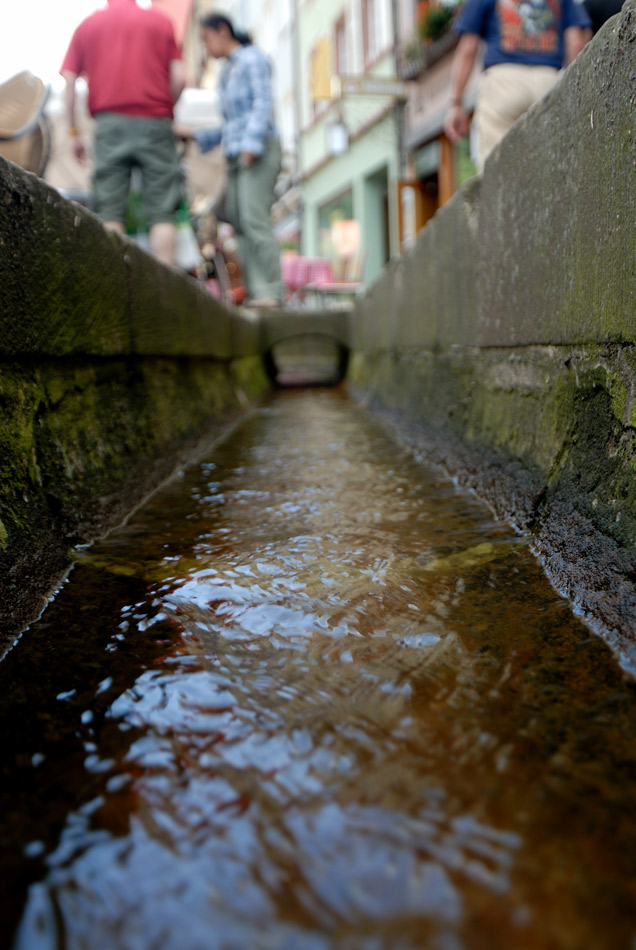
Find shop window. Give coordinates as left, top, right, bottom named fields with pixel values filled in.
left=310, top=37, right=332, bottom=117
left=362, top=0, right=379, bottom=66
left=317, top=189, right=354, bottom=262
left=335, top=14, right=347, bottom=76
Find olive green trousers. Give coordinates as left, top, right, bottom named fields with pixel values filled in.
left=225, top=137, right=282, bottom=302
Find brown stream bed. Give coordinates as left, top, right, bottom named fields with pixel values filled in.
left=1, top=388, right=636, bottom=949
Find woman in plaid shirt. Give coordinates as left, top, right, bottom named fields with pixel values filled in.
left=189, top=13, right=283, bottom=308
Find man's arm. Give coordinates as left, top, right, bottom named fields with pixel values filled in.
left=564, top=25, right=590, bottom=64
left=443, top=33, right=481, bottom=143
left=61, top=69, right=87, bottom=166
left=169, top=59, right=186, bottom=106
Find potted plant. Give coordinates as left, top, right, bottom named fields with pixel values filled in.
left=418, top=2, right=457, bottom=43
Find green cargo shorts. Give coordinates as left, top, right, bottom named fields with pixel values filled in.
left=93, top=112, right=182, bottom=226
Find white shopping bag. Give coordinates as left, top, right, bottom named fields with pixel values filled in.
left=175, top=217, right=204, bottom=272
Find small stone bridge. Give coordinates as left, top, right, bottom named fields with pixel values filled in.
left=259, top=308, right=352, bottom=384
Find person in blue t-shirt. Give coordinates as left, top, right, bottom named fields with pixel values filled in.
left=443, top=0, right=591, bottom=170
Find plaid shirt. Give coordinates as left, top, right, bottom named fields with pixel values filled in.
left=195, top=45, right=277, bottom=159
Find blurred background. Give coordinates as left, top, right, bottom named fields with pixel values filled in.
left=0, top=0, right=478, bottom=293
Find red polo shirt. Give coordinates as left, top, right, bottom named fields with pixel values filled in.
left=61, top=0, right=181, bottom=118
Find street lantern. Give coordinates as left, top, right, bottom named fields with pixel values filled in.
left=326, top=116, right=349, bottom=156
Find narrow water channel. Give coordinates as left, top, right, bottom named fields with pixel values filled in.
left=2, top=388, right=636, bottom=950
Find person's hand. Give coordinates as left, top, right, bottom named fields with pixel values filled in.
left=173, top=123, right=194, bottom=141
left=444, top=104, right=469, bottom=143
left=71, top=136, right=87, bottom=166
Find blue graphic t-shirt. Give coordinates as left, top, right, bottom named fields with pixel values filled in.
left=455, top=0, right=591, bottom=68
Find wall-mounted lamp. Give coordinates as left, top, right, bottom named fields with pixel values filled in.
left=326, top=115, right=349, bottom=156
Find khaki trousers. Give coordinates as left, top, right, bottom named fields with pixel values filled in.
left=226, top=137, right=282, bottom=302
left=93, top=112, right=182, bottom=226
left=474, top=63, right=560, bottom=171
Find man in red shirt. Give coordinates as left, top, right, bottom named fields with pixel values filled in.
left=61, top=0, right=186, bottom=265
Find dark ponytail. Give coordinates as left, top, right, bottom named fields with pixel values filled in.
left=200, top=12, right=252, bottom=46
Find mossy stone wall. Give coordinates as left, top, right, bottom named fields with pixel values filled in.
left=349, top=3, right=636, bottom=666
left=0, top=156, right=269, bottom=648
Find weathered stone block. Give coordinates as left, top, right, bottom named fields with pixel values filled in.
left=350, top=3, right=636, bottom=663
left=0, top=157, right=131, bottom=356
left=0, top=157, right=271, bottom=647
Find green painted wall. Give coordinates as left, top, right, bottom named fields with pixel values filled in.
left=302, top=111, right=400, bottom=284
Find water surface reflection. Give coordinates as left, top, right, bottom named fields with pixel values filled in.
left=2, top=389, right=636, bottom=949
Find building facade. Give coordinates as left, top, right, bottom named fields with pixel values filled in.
left=297, top=0, right=402, bottom=286
left=183, top=0, right=454, bottom=286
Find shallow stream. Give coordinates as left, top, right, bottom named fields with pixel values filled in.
left=2, top=389, right=636, bottom=949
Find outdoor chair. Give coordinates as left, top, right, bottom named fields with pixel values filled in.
left=281, top=253, right=332, bottom=306
left=303, top=250, right=366, bottom=309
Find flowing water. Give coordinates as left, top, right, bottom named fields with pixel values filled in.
left=2, top=388, right=636, bottom=950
